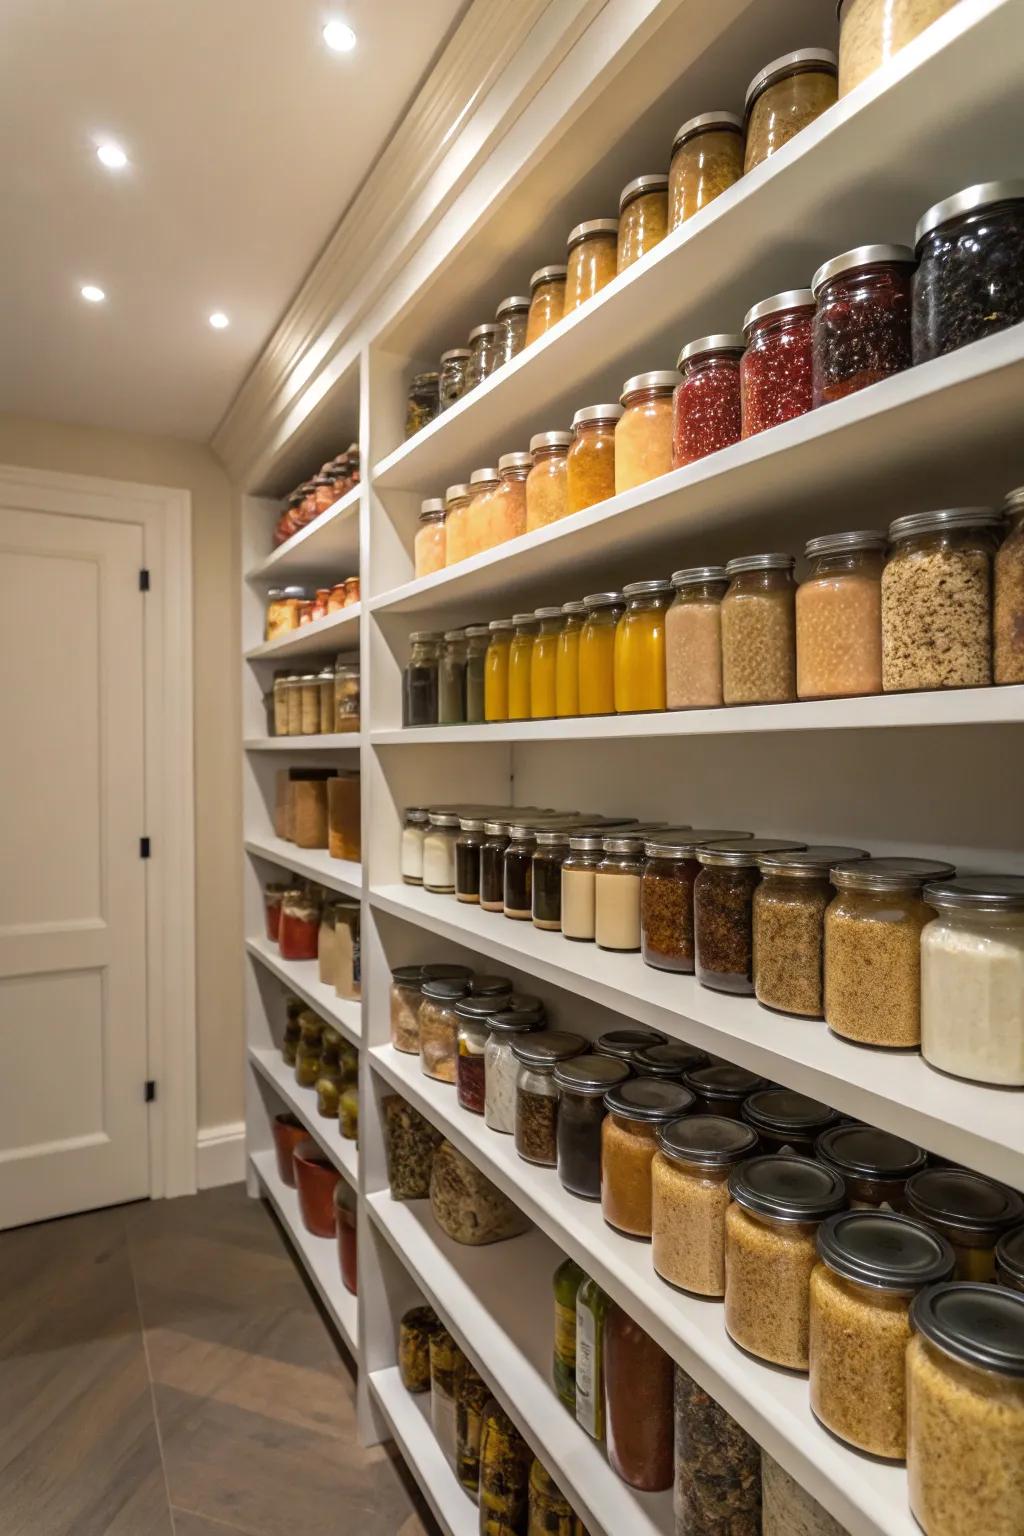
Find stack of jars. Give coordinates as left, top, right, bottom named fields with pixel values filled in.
left=272, top=446, right=360, bottom=548
left=264, top=577, right=359, bottom=641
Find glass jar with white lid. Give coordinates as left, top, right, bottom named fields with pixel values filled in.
left=921, top=876, right=1024, bottom=1086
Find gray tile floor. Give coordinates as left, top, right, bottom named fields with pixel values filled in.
left=0, top=1185, right=437, bottom=1536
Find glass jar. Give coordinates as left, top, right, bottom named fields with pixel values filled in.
left=294, top=1010, right=323, bottom=1087
left=595, top=1026, right=666, bottom=1062
left=672, top=335, right=744, bottom=469
left=526, top=430, right=572, bottom=532
left=615, top=372, right=677, bottom=494
left=663, top=567, right=727, bottom=710
left=560, top=833, right=603, bottom=942
left=271, top=673, right=290, bottom=736
left=613, top=578, right=672, bottom=713
left=429, top=1327, right=465, bottom=1468
left=552, top=601, right=585, bottom=719
left=653, top=1116, right=758, bottom=1297
left=528, top=1459, right=579, bottom=1536
left=632, top=1041, right=708, bottom=1083
left=456, top=1363, right=490, bottom=1498
left=333, top=656, right=360, bottom=733
left=567, top=404, right=623, bottom=514
left=725, top=1154, right=847, bottom=1369
left=565, top=218, right=619, bottom=312
left=317, top=667, right=335, bottom=734
left=743, top=49, right=837, bottom=173
left=913, top=181, right=1024, bottom=363
left=495, top=294, right=530, bottom=366
left=525, top=264, right=567, bottom=346
left=402, top=631, right=441, bottom=727
left=810, top=1209, right=955, bottom=1458
left=741, top=290, right=815, bottom=437
left=399, top=1304, right=442, bottom=1393
left=464, top=467, right=503, bottom=561
left=455, top=817, right=486, bottom=904
left=405, top=370, right=439, bottom=438
left=997, top=1227, right=1024, bottom=1293
left=485, top=453, right=530, bottom=553
left=905, top=1168, right=1024, bottom=1283
left=838, top=0, right=959, bottom=94
left=479, top=1400, right=531, bottom=1536
left=824, top=856, right=956, bottom=1047
left=532, top=829, right=569, bottom=931
left=466, top=323, right=501, bottom=391
left=753, top=845, right=867, bottom=1017
left=604, top=1304, right=675, bottom=1492
left=480, top=819, right=511, bottom=912
left=298, top=673, right=321, bottom=736
left=438, top=630, right=467, bottom=725
left=263, top=880, right=288, bottom=942
left=326, top=583, right=348, bottom=614
left=553, top=1055, right=630, bottom=1200
left=383, top=1094, right=443, bottom=1200
left=815, top=1123, right=927, bottom=1211
left=601, top=1078, right=695, bottom=1238
left=668, top=111, right=745, bottom=230
left=762, top=1451, right=847, bottom=1536
left=575, top=1276, right=609, bottom=1440
left=741, top=1088, right=839, bottom=1156
left=682, top=1063, right=769, bottom=1121
left=338, top=1083, right=358, bottom=1141
left=266, top=586, right=307, bottom=641
left=552, top=1256, right=586, bottom=1411
left=456, top=1004, right=491, bottom=1114
left=401, top=806, right=430, bottom=884
left=389, top=964, right=423, bottom=1053
left=484, top=1009, right=545, bottom=1133
left=617, top=174, right=669, bottom=272
left=443, top=482, right=472, bottom=567
left=507, top=614, right=537, bottom=722
left=419, top=977, right=469, bottom=1083
left=796, top=530, right=885, bottom=700
left=720, top=553, right=797, bottom=705
left=284, top=672, right=304, bottom=736
left=279, top=888, right=321, bottom=962
left=281, top=996, right=303, bottom=1065
left=503, top=824, right=542, bottom=919
left=513, top=1030, right=585, bottom=1166
left=907, top=1283, right=1024, bottom=1536
left=811, top=245, right=915, bottom=405
left=694, top=838, right=804, bottom=993
left=578, top=591, right=625, bottom=715
left=439, top=347, right=471, bottom=411
left=674, top=1363, right=763, bottom=1533
left=484, top=620, right=513, bottom=722
left=995, top=489, right=1024, bottom=683
left=464, top=625, right=490, bottom=724
left=414, top=498, right=447, bottom=579
left=529, top=608, right=562, bottom=720
left=881, top=507, right=1000, bottom=691
left=921, top=876, right=1024, bottom=1086
left=597, top=833, right=661, bottom=951
left=423, top=811, right=462, bottom=893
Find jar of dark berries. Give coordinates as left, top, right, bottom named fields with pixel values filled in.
left=740, top=290, right=815, bottom=437
left=912, top=181, right=1024, bottom=364
left=811, top=244, right=915, bottom=406
left=672, top=334, right=745, bottom=467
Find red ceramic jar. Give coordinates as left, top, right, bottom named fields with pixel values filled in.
left=741, top=290, right=815, bottom=438
left=272, top=1113, right=306, bottom=1187
left=672, top=334, right=744, bottom=467
left=335, top=1187, right=357, bottom=1295
left=293, top=1139, right=340, bottom=1237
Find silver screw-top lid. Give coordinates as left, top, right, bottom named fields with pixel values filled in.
left=468, top=323, right=500, bottom=342
left=440, top=348, right=471, bottom=363
left=619, top=173, right=669, bottom=211
left=622, top=578, right=674, bottom=598
left=811, top=244, right=915, bottom=296
left=804, top=529, right=886, bottom=559
left=530, top=430, right=573, bottom=453
left=830, top=856, right=956, bottom=891
left=725, top=552, right=795, bottom=576
left=583, top=591, right=626, bottom=609
left=924, top=875, right=1024, bottom=913
left=530, top=264, right=568, bottom=287
left=561, top=600, right=587, bottom=615
left=409, top=629, right=443, bottom=643
left=671, top=565, right=729, bottom=587
left=915, top=180, right=1024, bottom=247
left=888, top=507, right=1001, bottom=541
left=469, top=467, right=501, bottom=486
left=743, top=290, right=816, bottom=332
left=745, top=48, right=837, bottom=112
left=498, top=451, right=533, bottom=473
left=620, top=370, right=680, bottom=402
left=534, top=606, right=563, bottom=620
left=488, top=618, right=514, bottom=631
left=511, top=612, right=540, bottom=626
left=671, top=110, right=744, bottom=157
left=496, top=295, right=531, bottom=317
left=697, top=837, right=806, bottom=867
left=677, top=334, right=745, bottom=368
left=419, top=497, right=445, bottom=520
left=445, top=483, right=471, bottom=503
left=567, top=218, right=619, bottom=249
left=572, top=403, right=624, bottom=428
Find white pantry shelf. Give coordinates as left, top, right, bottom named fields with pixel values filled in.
left=369, top=1046, right=912, bottom=1536
left=250, top=1150, right=358, bottom=1358
left=246, top=486, right=359, bottom=582
left=245, top=935, right=361, bottom=1045
left=368, top=1191, right=672, bottom=1536
left=245, top=835, right=362, bottom=899
left=369, top=883, right=1024, bottom=1191
left=369, top=1370, right=478, bottom=1536
left=248, top=1045, right=358, bottom=1189
left=246, top=603, right=360, bottom=661
left=245, top=733, right=361, bottom=751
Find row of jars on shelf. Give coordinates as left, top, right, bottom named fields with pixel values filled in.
left=277, top=994, right=360, bottom=1136
left=266, top=655, right=360, bottom=737
left=272, top=445, right=360, bottom=549
left=264, top=577, right=360, bottom=641
left=271, top=1111, right=356, bottom=1293
left=264, top=881, right=361, bottom=1002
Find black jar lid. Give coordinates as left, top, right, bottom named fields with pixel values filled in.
left=815, top=1123, right=927, bottom=1183
left=757, top=846, right=868, bottom=877
left=503, top=993, right=546, bottom=1017
left=604, top=1077, right=695, bottom=1123
left=391, top=964, right=424, bottom=986
left=455, top=996, right=510, bottom=1023
left=658, top=1114, right=758, bottom=1167
left=683, top=1063, right=769, bottom=1104
left=486, top=1010, right=545, bottom=1036
left=915, top=179, right=1024, bottom=248
left=511, top=1030, right=586, bottom=1067
left=420, top=978, right=470, bottom=1003
left=469, top=973, right=513, bottom=997
left=905, top=1168, right=1024, bottom=1237
left=553, top=1054, right=632, bottom=1096
left=729, top=1154, right=846, bottom=1223
left=817, top=1210, right=955, bottom=1293
left=594, top=1026, right=666, bottom=1060
left=996, top=1224, right=1024, bottom=1287
left=742, top=1088, right=840, bottom=1139
left=632, top=1042, right=708, bottom=1078
left=697, top=838, right=805, bottom=868
left=911, top=1283, right=1024, bottom=1379
left=421, top=963, right=473, bottom=983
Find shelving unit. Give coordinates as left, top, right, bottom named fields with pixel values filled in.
left=246, top=485, right=360, bottom=582
left=245, top=603, right=360, bottom=661
left=249, top=1046, right=358, bottom=1188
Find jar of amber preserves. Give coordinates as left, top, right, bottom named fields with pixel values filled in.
left=668, top=111, right=744, bottom=230
left=614, top=578, right=672, bottom=713
left=578, top=592, right=625, bottom=715
left=526, top=431, right=571, bottom=532
left=443, top=482, right=472, bottom=567
left=797, top=530, right=886, bottom=700
left=615, top=372, right=677, bottom=494
left=565, top=219, right=619, bottom=311
left=495, top=295, right=530, bottom=367
left=508, top=613, right=538, bottom=721
left=457, top=467, right=500, bottom=562
left=617, top=174, right=669, bottom=272
left=567, top=404, right=622, bottom=514
left=672, top=335, right=744, bottom=467
left=555, top=601, right=585, bottom=718
left=720, top=553, right=797, bottom=705
left=744, top=49, right=837, bottom=173
left=525, top=264, right=567, bottom=345
left=530, top=607, right=562, bottom=720
left=485, top=453, right=530, bottom=552
left=414, top=498, right=447, bottom=579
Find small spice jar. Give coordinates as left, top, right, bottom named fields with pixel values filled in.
left=526, top=430, right=572, bottom=532
left=456, top=999, right=496, bottom=1114
left=418, top=977, right=469, bottom=1083
left=743, top=49, right=837, bottom=173
left=653, top=1115, right=758, bottom=1297
left=741, top=1089, right=840, bottom=1155
left=438, top=630, right=467, bottom=725
left=525, top=264, right=567, bottom=346
left=604, top=1305, right=675, bottom=1492
left=567, top=404, right=623, bottom=514
left=560, top=831, right=604, bottom=941
left=595, top=834, right=647, bottom=951
left=672, top=335, right=744, bottom=468
left=615, top=372, right=677, bottom=494
left=555, top=601, right=586, bottom=718
left=741, top=290, right=815, bottom=438
left=881, top=507, right=1001, bottom=692
left=725, top=1154, right=847, bottom=1370
left=796, top=529, right=886, bottom=700
left=694, top=837, right=805, bottom=993
left=504, top=823, right=542, bottom=918
left=811, top=244, right=915, bottom=405
left=553, top=1054, right=631, bottom=1200
left=617, top=174, right=669, bottom=272
left=997, top=1226, right=1024, bottom=1293
left=815, top=1123, right=927, bottom=1211
left=414, top=498, right=447, bottom=579
left=664, top=568, right=728, bottom=710
left=513, top=1030, right=586, bottom=1166
left=530, top=607, right=562, bottom=719
left=907, top=1282, right=1024, bottom=1536
left=668, top=111, right=745, bottom=231
left=465, top=322, right=501, bottom=391
left=838, top=0, right=959, bottom=95
left=601, top=1078, right=695, bottom=1238
left=905, top=1167, right=1024, bottom=1283
left=400, top=807, right=430, bottom=884
left=824, top=856, right=956, bottom=1048
left=507, top=613, right=538, bottom=721
left=405, top=370, right=439, bottom=438
left=675, top=1364, right=763, bottom=1533
left=578, top=591, right=625, bottom=714
left=438, top=347, right=470, bottom=412
left=423, top=811, right=463, bottom=893
left=495, top=294, right=530, bottom=367
left=483, top=1008, right=545, bottom=1133
left=995, top=486, right=1024, bottom=685
left=464, top=625, right=490, bottom=724
left=532, top=829, right=570, bottom=931
left=682, top=1062, right=768, bottom=1121
left=912, top=180, right=1024, bottom=363
left=389, top=964, right=424, bottom=1053
left=484, top=621, right=513, bottom=722
left=479, top=819, right=511, bottom=912
left=810, top=1209, right=955, bottom=1458
left=565, top=218, right=619, bottom=311
left=720, top=553, right=798, bottom=705
left=753, top=845, right=868, bottom=1017
left=399, top=1304, right=442, bottom=1393
left=921, top=876, right=1024, bottom=1087
left=454, top=816, right=487, bottom=903
left=613, top=578, right=672, bottom=713
left=640, top=829, right=750, bottom=972
left=402, top=631, right=442, bottom=727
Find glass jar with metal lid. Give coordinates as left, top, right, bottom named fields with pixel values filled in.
left=507, top=612, right=538, bottom=721
left=601, top=1078, right=695, bottom=1238
left=532, top=828, right=571, bottom=931
left=652, top=1115, right=759, bottom=1295
left=996, top=485, right=1024, bottom=685
left=504, top=822, right=544, bottom=919
left=456, top=997, right=510, bottom=1115
left=266, top=585, right=309, bottom=641
left=725, top=1153, right=847, bottom=1369
left=389, top=963, right=424, bottom=1053
left=824, top=856, right=956, bottom=1047
left=463, top=625, right=490, bottom=724
left=905, top=1167, right=1024, bottom=1283
left=465, top=323, right=501, bottom=391
left=881, top=507, right=1001, bottom=692
left=913, top=180, right=1024, bottom=363
left=567, top=404, right=623, bottom=514
left=454, top=817, right=487, bottom=904
left=741, top=1088, right=840, bottom=1154
left=525, top=264, right=567, bottom=347
left=529, top=607, right=562, bottom=719
left=402, top=631, right=442, bottom=727
left=298, top=672, right=321, bottom=736
left=838, top=0, right=959, bottom=96
left=484, top=620, right=513, bottom=722
left=495, top=295, right=530, bottom=366
left=565, top=218, right=619, bottom=311
left=594, top=1026, right=666, bottom=1061
left=921, top=876, right=1024, bottom=1086
left=555, top=600, right=586, bottom=718
left=720, top=553, right=798, bottom=705
left=419, top=976, right=470, bottom=1082
left=612, top=578, right=673, bottom=713
left=405, top=370, right=439, bottom=438
left=595, top=834, right=648, bottom=951
left=815, top=1122, right=927, bottom=1211
left=997, top=1226, right=1024, bottom=1293
left=743, top=48, right=837, bottom=173
left=479, top=819, right=511, bottom=911
left=615, top=372, right=678, bottom=493
left=810, top=1209, right=955, bottom=1457
left=640, top=830, right=750, bottom=971
left=741, top=290, right=815, bottom=437
left=664, top=568, right=728, bottom=710
left=456, top=466, right=497, bottom=562
left=443, top=481, right=472, bottom=567
left=907, top=1283, right=1024, bottom=1535
left=668, top=111, right=744, bottom=230
left=484, top=1008, right=546, bottom=1133
left=694, top=837, right=806, bottom=992
left=438, top=347, right=471, bottom=412
left=796, top=529, right=886, bottom=700
left=617, top=174, right=669, bottom=272
left=513, top=1030, right=586, bottom=1166
left=811, top=244, right=915, bottom=405
left=672, top=335, right=744, bottom=468
left=526, top=430, right=572, bottom=532
left=438, top=630, right=467, bottom=726
left=401, top=806, right=430, bottom=884
left=682, top=1062, right=768, bottom=1119
left=578, top=591, right=625, bottom=714
left=632, top=1042, right=708, bottom=1081
left=486, top=451, right=531, bottom=552
left=422, top=810, right=463, bottom=893
left=561, top=831, right=605, bottom=941
left=317, top=666, right=336, bottom=734
left=554, top=1054, right=631, bottom=1199
left=414, top=497, right=447, bottom=579
left=753, top=844, right=868, bottom=1017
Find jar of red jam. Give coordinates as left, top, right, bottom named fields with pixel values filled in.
left=278, top=887, right=321, bottom=961
left=740, top=289, right=815, bottom=438
left=672, top=334, right=745, bottom=467
left=811, top=244, right=915, bottom=406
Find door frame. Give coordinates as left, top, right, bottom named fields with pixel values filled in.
left=0, top=462, right=197, bottom=1198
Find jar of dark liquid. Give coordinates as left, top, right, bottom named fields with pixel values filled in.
left=455, top=817, right=486, bottom=904
left=479, top=820, right=511, bottom=912
left=402, top=631, right=442, bottom=727
left=533, top=829, right=570, bottom=931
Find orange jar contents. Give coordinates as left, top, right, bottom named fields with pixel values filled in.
left=579, top=592, right=625, bottom=716
left=601, top=1079, right=695, bottom=1238
left=796, top=530, right=885, bottom=700
left=530, top=608, right=561, bottom=719
left=555, top=601, right=585, bottom=717
left=526, top=431, right=572, bottom=532
left=668, top=111, right=745, bottom=230
left=443, top=477, right=484, bottom=566
left=483, top=453, right=530, bottom=553
left=615, top=372, right=677, bottom=494
left=461, top=467, right=501, bottom=560
left=525, top=264, right=567, bottom=346
left=484, top=619, right=513, bottom=722
left=565, top=219, right=619, bottom=312
left=614, top=579, right=672, bottom=713
left=414, top=498, right=447, bottom=578
left=617, top=175, right=669, bottom=273
left=567, top=404, right=623, bottom=514
left=508, top=613, right=538, bottom=721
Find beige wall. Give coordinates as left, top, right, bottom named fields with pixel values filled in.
left=0, top=413, right=242, bottom=1135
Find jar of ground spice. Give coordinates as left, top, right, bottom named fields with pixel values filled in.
left=720, top=554, right=798, bottom=705
left=419, top=977, right=470, bottom=1083
left=578, top=592, right=625, bottom=714
left=554, top=1054, right=631, bottom=1200
left=668, top=111, right=745, bottom=230
left=913, top=181, right=1024, bottom=363
left=695, top=837, right=805, bottom=993
left=743, top=49, right=837, bottom=173
left=483, top=1007, right=545, bottom=1133
left=995, top=486, right=1024, bottom=685
left=815, top=1123, right=926, bottom=1212
left=438, top=630, right=467, bottom=725
left=653, top=1115, right=758, bottom=1297
left=905, top=1167, right=1024, bottom=1283
left=617, top=174, right=669, bottom=272
left=525, top=264, right=567, bottom=346
left=811, top=245, right=915, bottom=405
left=389, top=964, right=424, bottom=1053
left=997, top=1226, right=1024, bottom=1293
left=567, top=404, right=623, bottom=514
left=682, top=1063, right=768, bottom=1120
left=741, top=291, right=815, bottom=438
left=454, top=817, right=486, bottom=904
left=532, top=829, right=570, bottom=931
left=753, top=845, right=868, bottom=1017
left=526, top=430, right=571, bottom=532
left=615, top=373, right=678, bottom=494
left=438, top=348, right=470, bottom=413
left=513, top=1030, right=585, bottom=1165
left=641, top=829, right=752, bottom=972
left=604, top=1305, right=675, bottom=1492
left=565, top=219, right=619, bottom=311
left=824, top=856, right=955, bottom=1048
left=741, top=1089, right=839, bottom=1155
left=423, top=811, right=461, bottom=892
left=796, top=530, right=886, bottom=700
left=601, top=1078, right=695, bottom=1238
left=672, top=336, right=744, bottom=469
left=595, top=835, right=647, bottom=951
left=560, top=832, right=604, bottom=941
left=664, top=568, right=728, bottom=709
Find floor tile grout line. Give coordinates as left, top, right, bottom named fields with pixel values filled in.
left=124, top=1209, right=178, bottom=1536
left=170, top=1506, right=266, bottom=1536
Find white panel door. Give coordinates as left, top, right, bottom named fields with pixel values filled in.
left=0, top=502, right=149, bottom=1227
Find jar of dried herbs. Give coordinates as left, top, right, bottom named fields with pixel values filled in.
left=601, top=1078, right=695, bottom=1239
left=668, top=111, right=744, bottom=231
left=399, top=1304, right=442, bottom=1392
left=554, top=1054, right=630, bottom=1200
left=383, top=1094, right=443, bottom=1200
left=641, top=830, right=752, bottom=971
left=456, top=1362, right=490, bottom=1497
left=653, top=1115, right=759, bottom=1298
left=695, top=838, right=805, bottom=993
left=419, top=977, right=469, bottom=1082
left=674, top=1362, right=762, bottom=1533
left=479, top=1400, right=532, bottom=1536
left=430, top=1327, right=465, bottom=1468
left=814, top=1123, right=926, bottom=1211
left=913, top=181, right=1024, bottom=363
left=495, top=294, right=530, bottom=366
left=753, top=845, right=868, bottom=1017
left=905, top=1167, right=1024, bottom=1283
left=741, top=1089, right=838, bottom=1155
left=389, top=965, right=424, bottom=1053
left=484, top=1009, right=546, bottom=1134
left=513, top=1030, right=585, bottom=1166
left=466, top=323, right=501, bottom=391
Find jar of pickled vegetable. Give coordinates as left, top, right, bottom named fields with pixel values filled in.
left=552, top=1256, right=586, bottom=1411
left=496, top=294, right=530, bottom=366
left=399, top=1304, right=442, bottom=1392
left=414, top=498, right=446, bottom=578
left=486, top=453, right=531, bottom=552
left=905, top=1168, right=1024, bottom=1283
left=464, top=626, right=490, bottom=724
left=439, top=630, right=467, bottom=725
left=294, top=1010, right=323, bottom=1087
left=526, top=430, right=572, bottom=531
left=567, top=404, right=623, bottom=514
left=338, top=1083, right=358, bottom=1141
left=995, top=488, right=1024, bottom=685
left=743, top=49, right=837, bottom=173
left=484, top=620, right=513, bottom=722
left=555, top=601, right=585, bottom=717
left=443, top=482, right=472, bottom=566
left=405, top=370, right=439, bottom=437
left=508, top=613, right=538, bottom=721
left=796, top=530, right=886, bottom=700
left=579, top=591, right=625, bottom=715
left=668, top=111, right=744, bottom=229
left=695, top=838, right=805, bottom=993
left=528, top=1459, right=579, bottom=1536
left=439, top=348, right=471, bottom=411
left=617, top=174, right=669, bottom=272
left=814, top=1123, right=927, bottom=1211
left=653, top=1116, right=758, bottom=1296
left=672, top=334, right=744, bottom=467
left=479, top=1400, right=531, bottom=1536
left=615, top=372, right=677, bottom=493
left=604, top=1304, right=675, bottom=1490
left=565, top=219, right=619, bottom=311
left=430, top=1327, right=465, bottom=1468
left=402, top=631, right=441, bottom=727
left=613, top=578, right=672, bottom=713
left=721, top=554, right=797, bottom=705
left=530, top=608, right=562, bottom=719
left=466, top=323, right=501, bottom=391
left=456, top=1363, right=490, bottom=1497
left=753, top=845, right=867, bottom=1017
left=812, top=245, right=915, bottom=405
left=913, top=181, right=1024, bottom=363
left=526, top=264, right=568, bottom=346
left=741, top=291, right=815, bottom=437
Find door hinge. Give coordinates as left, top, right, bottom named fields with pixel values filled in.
left=140, top=836, right=151, bottom=858
left=144, top=1080, right=156, bottom=1103
left=139, top=567, right=150, bottom=591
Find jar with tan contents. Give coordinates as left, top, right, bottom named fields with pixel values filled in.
left=442, top=483, right=472, bottom=566
left=565, top=219, right=619, bottom=311
left=389, top=964, right=424, bottom=1054
left=838, top=0, right=960, bottom=97
left=995, top=486, right=1024, bottom=684
left=815, top=1123, right=927, bottom=1212
left=560, top=832, right=604, bottom=941
left=725, top=1155, right=847, bottom=1370
left=617, top=175, right=668, bottom=272
left=668, top=111, right=744, bottom=230
left=721, top=553, right=797, bottom=705
left=483, top=454, right=530, bottom=553
left=526, top=431, right=571, bottom=532
left=414, top=499, right=446, bottom=579
left=753, top=845, right=868, bottom=1018
left=567, top=405, right=622, bottom=515
left=665, top=566, right=728, bottom=709
left=595, top=835, right=646, bottom=951
left=419, top=977, right=470, bottom=1083
left=615, top=372, right=677, bottom=494
left=905, top=1168, right=1024, bottom=1283
left=601, top=1079, right=695, bottom=1238
left=652, top=1116, right=758, bottom=1297
left=744, top=49, right=837, bottom=173
left=525, top=264, right=567, bottom=346
left=809, top=1210, right=955, bottom=1459
left=796, top=530, right=885, bottom=699
left=762, top=1451, right=848, bottom=1536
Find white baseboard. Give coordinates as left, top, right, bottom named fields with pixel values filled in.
left=196, top=1121, right=246, bottom=1189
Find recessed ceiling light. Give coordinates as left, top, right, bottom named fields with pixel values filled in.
left=322, top=19, right=356, bottom=52
left=208, top=311, right=230, bottom=329
left=81, top=284, right=106, bottom=303
left=96, top=141, right=128, bottom=170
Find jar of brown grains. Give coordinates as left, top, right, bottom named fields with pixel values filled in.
left=640, top=829, right=752, bottom=972
left=753, top=844, right=868, bottom=1017
left=601, top=1078, right=695, bottom=1238
left=389, top=964, right=424, bottom=1053
left=994, top=486, right=1024, bottom=685
left=652, top=1115, right=758, bottom=1296
left=694, top=838, right=806, bottom=993
left=721, top=554, right=798, bottom=705
left=419, top=977, right=470, bottom=1083
left=905, top=1167, right=1024, bottom=1283
left=741, top=1088, right=839, bottom=1156
left=814, top=1122, right=927, bottom=1211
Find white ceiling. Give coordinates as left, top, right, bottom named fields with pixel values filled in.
left=0, top=0, right=469, bottom=441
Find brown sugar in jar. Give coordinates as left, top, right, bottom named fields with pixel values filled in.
left=652, top=1116, right=759, bottom=1297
